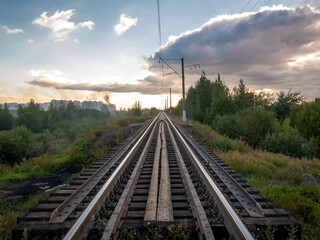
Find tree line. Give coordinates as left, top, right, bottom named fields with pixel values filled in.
left=0, top=99, right=110, bottom=166
left=172, top=72, right=320, bottom=159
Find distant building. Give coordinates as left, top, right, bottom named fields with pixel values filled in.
left=1, top=100, right=116, bottom=116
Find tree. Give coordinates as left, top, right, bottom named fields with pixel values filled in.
left=0, top=126, right=32, bottom=166
left=290, top=98, right=320, bottom=139
left=207, top=74, right=235, bottom=124
left=233, top=79, right=254, bottom=111
left=193, top=71, right=213, bottom=123
left=273, top=89, right=304, bottom=121
left=129, top=101, right=142, bottom=116
left=254, top=90, right=274, bottom=109
left=17, top=99, right=46, bottom=132
left=0, top=103, right=14, bottom=130
left=234, top=108, right=277, bottom=147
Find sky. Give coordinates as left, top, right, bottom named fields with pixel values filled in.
left=0, top=0, right=319, bottom=109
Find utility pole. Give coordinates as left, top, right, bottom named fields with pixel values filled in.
left=181, top=58, right=187, bottom=122
left=170, top=88, right=172, bottom=114
left=159, top=57, right=199, bottom=123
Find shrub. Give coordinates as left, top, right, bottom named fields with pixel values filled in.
left=212, top=114, right=237, bottom=139
left=262, top=186, right=320, bottom=239
left=259, top=119, right=305, bottom=158
left=214, top=135, right=238, bottom=152
left=0, top=126, right=32, bottom=166
left=70, top=138, right=94, bottom=165
left=234, top=108, right=277, bottom=147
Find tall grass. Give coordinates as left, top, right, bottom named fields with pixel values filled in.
left=191, top=120, right=320, bottom=239
left=0, top=193, right=49, bottom=240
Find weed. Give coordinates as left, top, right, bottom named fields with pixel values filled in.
left=263, top=221, right=276, bottom=240
left=21, top=228, right=28, bottom=240
left=213, top=135, right=238, bottom=152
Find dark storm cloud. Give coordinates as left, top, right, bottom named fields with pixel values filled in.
left=27, top=75, right=179, bottom=95
left=147, top=5, right=320, bottom=100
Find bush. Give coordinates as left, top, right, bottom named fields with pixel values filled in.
left=234, top=108, right=277, bottom=147
left=0, top=126, right=32, bottom=166
left=262, top=186, right=320, bottom=239
left=259, top=119, right=305, bottom=158
left=214, top=135, right=238, bottom=152
left=70, top=138, right=95, bottom=165
left=212, top=114, right=237, bottom=139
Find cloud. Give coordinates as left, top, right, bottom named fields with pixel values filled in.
left=26, top=6, right=320, bottom=100
left=2, top=25, right=23, bottom=34
left=301, top=0, right=320, bottom=6
left=74, top=39, right=79, bottom=44
left=32, top=9, right=94, bottom=41
left=145, top=5, right=320, bottom=100
left=27, top=69, right=170, bottom=95
left=28, top=39, right=34, bottom=44
left=114, top=14, right=138, bottom=35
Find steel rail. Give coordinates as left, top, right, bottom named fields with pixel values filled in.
left=165, top=120, right=215, bottom=239
left=63, top=113, right=160, bottom=240
left=165, top=113, right=254, bottom=240
left=173, top=122, right=264, bottom=218
left=50, top=125, right=146, bottom=223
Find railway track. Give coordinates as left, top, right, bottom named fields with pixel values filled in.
left=13, top=112, right=299, bottom=240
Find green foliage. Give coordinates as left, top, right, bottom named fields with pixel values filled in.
left=234, top=108, right=276, bottom=147
left=290, top=98, right=320, bottom=158
left=233, top=79, right=254, bottom=111
left=259, top=118, right=305, bottom=158
left=173, top=73, right=319, bottom=159
left=212, top=114, right=237, bottom=139
left=262, top=186, right=320, bottom=239
left=70, top=138, right=94, bottom=165
left=263, top=220, right=276, bottom=240
left=190, top=119, right=320, bottom=239
left=272, top=89, right=304, bottom=121
left=0, top=193, right=48, bottom=240
left=214, top=135, right=238, bottom=152
left=0, top=160, right=46, bottom=186
left=17, top=99, right=46, bottom=133
left=21, top=228, right=28, bottom=240
left=0, top=126, right=32, bottom=166
left=128, top=101, right=142, bottom=117
left=118, top=222, right=192, bottom=240
left=0, top=103, right=14, bottom=131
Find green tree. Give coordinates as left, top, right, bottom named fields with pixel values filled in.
left=233, top=79, right=254, bottom=111
left=17, top=99, right=46, bottom=133
left=254, top=90, right=274, bottom=109
left=129, top=101, right=142, bottom=116
left=0, top=126, right=32, bottom=166
left=207, top=74, right=235, bottom=124
left=259, top=118, right=305, bottom=158
left=273, top=89, right=304, bottom=121
left=290, top=98, right=320, bottom=139
left=234, top=108, right=277, bottom=147
left=0, top=103, right=14, bottom=130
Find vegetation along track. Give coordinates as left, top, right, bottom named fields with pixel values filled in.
left=13, top=112, right=299, bottom=240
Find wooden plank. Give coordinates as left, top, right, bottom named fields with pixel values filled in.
left=157, top=123, right=174, bottom=225
left=144, top=126, right=161, bottom=224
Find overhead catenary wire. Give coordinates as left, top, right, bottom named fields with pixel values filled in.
left=157, top=0, right=165, bottom=108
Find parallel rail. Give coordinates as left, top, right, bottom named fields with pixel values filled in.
left=13, top=112, right=298, bottom=240
left=165, top=114, right=254, bottom=239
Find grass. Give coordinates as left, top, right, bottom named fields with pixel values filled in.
left=0, top=193, right=49, bottom=240
left=0, top=113, right=154, bottom=189
left=191, top=120, right=320, bottom=239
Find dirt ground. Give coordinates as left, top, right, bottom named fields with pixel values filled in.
left=0, top=166, right=82, bottom=199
